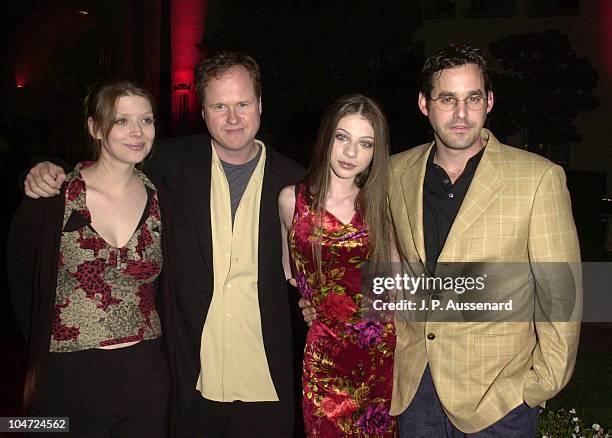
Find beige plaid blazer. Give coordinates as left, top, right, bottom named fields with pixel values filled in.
left=388, top=129, right=581, bottom=432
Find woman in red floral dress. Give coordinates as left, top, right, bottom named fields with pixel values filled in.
left=279, top=94, right=397, bottom=437
left=8, top=80, right=172, bottom=437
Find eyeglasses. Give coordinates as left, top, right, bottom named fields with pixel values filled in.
left=429, top=94, right=487, bottom=111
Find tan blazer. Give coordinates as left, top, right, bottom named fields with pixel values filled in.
left=388, top=129, right=581, bottom=432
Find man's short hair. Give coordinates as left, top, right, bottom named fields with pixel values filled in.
left=195, top=51, right=261, bottom=103
left=420, top=43, right=492, bottom=99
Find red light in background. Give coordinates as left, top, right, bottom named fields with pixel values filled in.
left=171, top=0, right=207, bottom=128
left=597, top=0, right=612, bottom=73
left=12, top=5, right=94, bottom=91
left=15, top=74, right=27, bottom=89
left=174, top=82, right=192, bottom=94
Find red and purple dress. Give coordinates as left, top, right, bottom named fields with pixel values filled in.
left=289, top=184, right=396, bottom=437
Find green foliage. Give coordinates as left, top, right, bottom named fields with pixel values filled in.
left=538, top=408, right=609, bottom=438
left=537, top=347, right=612, bottom=437
left=547, top=349, right=612, bottom=428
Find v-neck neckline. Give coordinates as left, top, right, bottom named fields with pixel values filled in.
left=325, top=209, right=357, bottom=227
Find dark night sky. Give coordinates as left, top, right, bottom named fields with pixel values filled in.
left=1, top=0, right=611, bottom=187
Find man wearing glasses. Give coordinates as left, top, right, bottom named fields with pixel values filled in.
left=388, top=43, right=581, bottom=436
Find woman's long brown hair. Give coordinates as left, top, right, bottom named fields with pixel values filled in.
left=303, top=94, right=393, bottom=271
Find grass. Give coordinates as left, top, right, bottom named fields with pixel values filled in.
left=545, top=346, right=612, bottom=431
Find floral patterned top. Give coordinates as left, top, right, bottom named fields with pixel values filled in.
left=289, top=184, right=396, bottom=437
left=50, top=162, right=163, bottom=352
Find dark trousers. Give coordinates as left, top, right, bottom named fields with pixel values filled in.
left=42, top=338, right=170, bottom=438
left=177, top=392, right=292, bottom=438
left=398, top=365, right=540, bottom=438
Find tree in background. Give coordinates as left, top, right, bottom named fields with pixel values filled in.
left=488, top=30, right=599, bottom=159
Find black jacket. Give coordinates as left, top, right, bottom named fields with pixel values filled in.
left=145, top=134, right=304, bottom=432
left=7, top=181, right=174, bottom=418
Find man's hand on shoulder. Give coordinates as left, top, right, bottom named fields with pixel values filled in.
left=24, top=162, right=66, bottom=198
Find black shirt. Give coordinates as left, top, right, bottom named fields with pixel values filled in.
left=423, top=146, right=485, bottom=273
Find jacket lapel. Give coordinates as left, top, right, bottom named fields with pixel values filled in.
left=400, top=143, right=432, bottom=264
left=184, top=143, right=214, bottom=278
left=438, top=132, right=506, bottom=262
left=257, top=147, right=277, bottom=290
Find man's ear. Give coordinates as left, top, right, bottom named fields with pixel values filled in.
left=201, top=109, right=206, bottom=120
left=87, top=117, right=101, bottom=139
left=258, top=96, right=262, bottom=115
left=486, top=90, right=494, bottom=114
left=418, top=92, right=429, bottom=117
